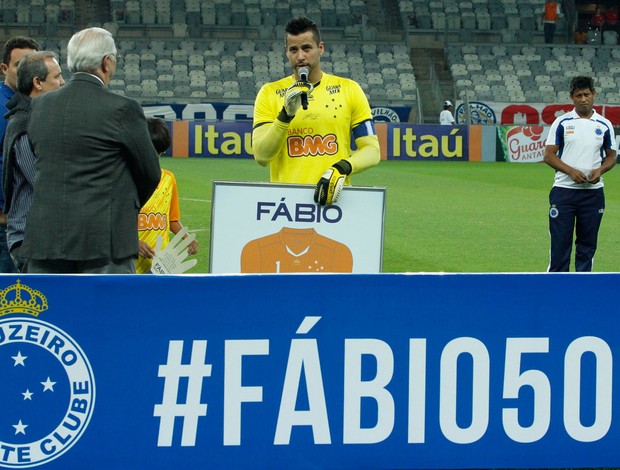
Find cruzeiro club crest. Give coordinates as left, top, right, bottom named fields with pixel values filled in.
left=0, top=281, right=95, bottom=468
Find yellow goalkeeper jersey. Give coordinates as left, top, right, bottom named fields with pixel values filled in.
left=253, top=72, right=375, bottom=184
left=136, top=169, right=180, bottom=274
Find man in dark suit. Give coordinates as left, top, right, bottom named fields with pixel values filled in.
left=21, top=27, right=161, bottom=273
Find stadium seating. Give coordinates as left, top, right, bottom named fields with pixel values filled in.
left=103, top=34, right=418, bottom=105
left=448, top=43, right=620, bottom=104
left=108, top=0, right=368, bottom=29
left=14, top=0, right=619, bottom=115
left=0, top=0, right=76, bottom=24
left=401, top=0, right=558, bottom=33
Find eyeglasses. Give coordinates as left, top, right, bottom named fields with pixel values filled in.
left=108, top=52, right=122, bottom=62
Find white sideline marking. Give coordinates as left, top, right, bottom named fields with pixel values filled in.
left=180, top=197, right=211, bottom=203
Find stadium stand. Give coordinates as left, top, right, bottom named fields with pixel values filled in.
left=111, top=42, right=415, bottom=105
left=1, top=0, right=618, bottom=122
left=0, top=0, right=416, bottom=108
left=448, top=43, right=620, bottom=104
left=399, top=0, right=564, bottom=35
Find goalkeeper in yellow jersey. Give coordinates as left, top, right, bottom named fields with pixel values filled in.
left=252, top=16, right=380, bottom=205
left=136, top=118, right=198, bottom=274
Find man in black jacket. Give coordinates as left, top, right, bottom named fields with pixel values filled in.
left=21, top=28, right=161, bottom=274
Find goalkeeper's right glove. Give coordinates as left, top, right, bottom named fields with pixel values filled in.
left=284, top=84, right=304, bottom=117
left=314, top=159, right=352, bottom=205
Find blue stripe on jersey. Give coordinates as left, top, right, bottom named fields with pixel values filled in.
left=555, top=116, right=575, bottom=158
left=352, top=119, right=376, bottom=139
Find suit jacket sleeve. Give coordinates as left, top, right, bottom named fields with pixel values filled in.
left=119, top=99, right=161, bottom=206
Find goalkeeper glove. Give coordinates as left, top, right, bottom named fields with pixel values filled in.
left=314, top=159, right=352, bottom=205
left=284, top=84, right=304, bottom=117
left=279, top=81, right=313, bottom=121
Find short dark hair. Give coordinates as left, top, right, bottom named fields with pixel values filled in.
left=17, top=51, right=57, bottom=95
left=147, top=117, right=171, bottom=154
left=284, top=16, right=321, bottom=45
left=2, top=36, right=40, bottom=65
left=570, top=76, right=594, bottom=95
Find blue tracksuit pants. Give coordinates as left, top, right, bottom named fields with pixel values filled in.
left=548, top=186, right=605, bottom=272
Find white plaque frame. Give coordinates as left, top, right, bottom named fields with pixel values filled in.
left=209, top=181, right=386, bottom=273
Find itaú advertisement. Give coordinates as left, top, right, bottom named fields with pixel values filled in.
left=163, top=121, right=365, bottom=159
left=456, top=102, right=620, bottom=126
left=163, top=121, right=253, bottom=158
left=0, top=274, right=618, bottom=469
left=498, top=125, right=550, bottom=163
left=162, top=122, right=476, bottom=161
left=380, top=124, right=470, bottom=161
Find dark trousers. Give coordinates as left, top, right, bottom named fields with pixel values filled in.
left=0, top=224, right=18, bottom=273
left=548, top=187, right=605, bottom=272
left=544, top=22, right=556, bottom=43
left=27, top=256, right=136, bottom=274
left=9, top=243, right=27, bottom=273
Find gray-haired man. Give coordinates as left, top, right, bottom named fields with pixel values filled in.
left=21, top=27, right=161, bottom=273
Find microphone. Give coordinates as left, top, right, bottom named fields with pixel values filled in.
left=298, top=66, right=309, bottom=110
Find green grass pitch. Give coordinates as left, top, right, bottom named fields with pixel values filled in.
left=160, top=158, right=620, bottom=274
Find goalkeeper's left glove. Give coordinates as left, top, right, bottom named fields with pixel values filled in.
left=313, top=159, right=352, bottom=205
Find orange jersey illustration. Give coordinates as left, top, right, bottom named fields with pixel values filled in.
left=240, top=227, right=353, bottom=273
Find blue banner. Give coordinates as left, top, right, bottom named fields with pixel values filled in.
left=0, top=274, right=618, bottom=469
left=143, top=103, right=412, bottom=124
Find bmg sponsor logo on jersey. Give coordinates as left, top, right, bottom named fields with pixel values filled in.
left=138, top=212, right=168, bottom=231
left=0, top=281, right=95, bottom=468
left=287, top=133, right=338, bottom=157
